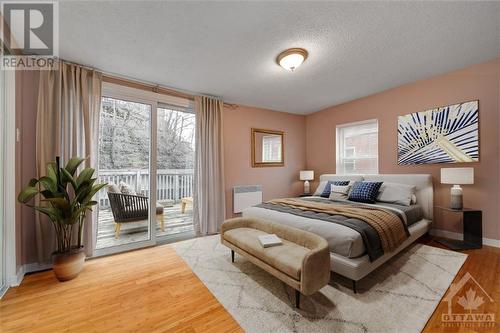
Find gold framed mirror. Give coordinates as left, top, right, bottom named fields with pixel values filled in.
left=251, top=128, right=284, bottom=167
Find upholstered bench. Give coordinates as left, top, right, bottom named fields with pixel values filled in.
left=221, top=217, right=330, bottom=308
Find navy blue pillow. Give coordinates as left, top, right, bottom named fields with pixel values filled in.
left=348, top=181, right=383, bottom=203
left=320, top=180, right=350, bottom=198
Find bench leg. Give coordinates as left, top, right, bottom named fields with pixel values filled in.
left=231, top=250, right=234, bottom=263
left=352, top=279, right=357, bottom=294
left=295, top=290, right=301, bottom=309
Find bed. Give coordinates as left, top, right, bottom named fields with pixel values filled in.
left=242, top=174, right=433, bottom=291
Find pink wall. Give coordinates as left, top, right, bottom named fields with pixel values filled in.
left=306, top=59, right=500, bottom=240
left=223, top=105, right=306, bottom=218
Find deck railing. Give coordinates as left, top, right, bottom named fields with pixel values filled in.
left=98, top=169, right=194, bottom=208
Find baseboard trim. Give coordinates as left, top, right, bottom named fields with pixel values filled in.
left=6, top=262, right=53, bottom=288
left=7, top=265, right=25, bottom=287
left=24, top=262, right=53, bottom=274
left=0, top=284, right=9, bottom=298
left=430, top=228, right=500, bottom=248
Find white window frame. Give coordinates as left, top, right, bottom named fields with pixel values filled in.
left=336, top=119, right=379, bottom=175
left=261, top=135, right=282, bottom=162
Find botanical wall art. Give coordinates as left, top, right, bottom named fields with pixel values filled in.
left=398, top=100, right=479, bottom=165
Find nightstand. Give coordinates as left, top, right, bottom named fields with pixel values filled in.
left=435, top=206, right=482, bottom=250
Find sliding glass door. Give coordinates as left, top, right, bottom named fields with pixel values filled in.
left=156, top=106, right=195, bottom=240
left=94, top=96, right=155, bottom=254
left=93, top=83, right=195, bottom=255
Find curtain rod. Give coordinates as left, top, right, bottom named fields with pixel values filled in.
left=55, top=57, right=237, bottom=108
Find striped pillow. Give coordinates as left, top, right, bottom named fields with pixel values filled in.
left=320, top=180, right=350, bottom=198
left=348, top=181, right=383, bottom=203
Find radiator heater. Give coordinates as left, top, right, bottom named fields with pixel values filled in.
left=233, top=185, right=262, bottom=214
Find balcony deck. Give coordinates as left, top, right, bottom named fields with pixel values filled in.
left=96, top=203, right=194, bottom=249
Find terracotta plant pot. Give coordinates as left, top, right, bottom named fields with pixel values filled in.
left=52, top=249, right=85, bottom=281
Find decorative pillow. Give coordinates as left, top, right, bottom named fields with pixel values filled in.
left=313, top=180, right=328, bottom=196
left=377, top=182, right=416, bottom=206
left=320, top=180, right=350, bottom=198
left=107, top=183, right=120, bottom=193
left=329, top=184, right=351, bottom=200
left=313, top=176, right=363, bottom=196
left=119, top=181, right=136, bottom=195
left=348, top=181, right=383, bottom=203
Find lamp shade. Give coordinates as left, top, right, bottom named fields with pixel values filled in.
left=441, top=167, right=474, bottom=185
left=300, top=170, right=314, bottom=181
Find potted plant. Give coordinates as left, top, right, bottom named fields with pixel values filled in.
left=18, top=156, right=106, bottom=281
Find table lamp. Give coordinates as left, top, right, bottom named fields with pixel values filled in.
left=300, top=170, right=314, bottom=195
left=441, top=167, right=474, bottom=210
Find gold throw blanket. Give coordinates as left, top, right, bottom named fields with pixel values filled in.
left=268, top=198, right=408, bottom=253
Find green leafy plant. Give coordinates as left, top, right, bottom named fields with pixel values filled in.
left=18, top=156, right=107, bottom=254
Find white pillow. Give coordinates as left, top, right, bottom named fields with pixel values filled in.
left=119, top=181, right=137, bottom=195
left=377, top=182, right=416, bottom=206
left=313, top=178, right=360, bottom=196
left=107, top=183, right=120, bottom=193
left=329, top=184, right=351, bottom=200
left=411, top=194, right=417, bottom=204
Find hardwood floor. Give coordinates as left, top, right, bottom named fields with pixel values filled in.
left=419, top=236, right=500, bottom=333
left=1, top=236, right=499, bottom=333
left=0, top=245, right=242, bottom=333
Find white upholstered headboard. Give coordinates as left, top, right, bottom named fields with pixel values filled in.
left=318, top=174, right=434, bottom=220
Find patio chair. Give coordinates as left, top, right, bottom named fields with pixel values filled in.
left=107, top=192, right=165, bottom=239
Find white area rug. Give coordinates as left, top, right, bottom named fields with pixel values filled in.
left=172, top=235, right=467, bottom=333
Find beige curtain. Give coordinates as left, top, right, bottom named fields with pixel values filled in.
left=193, top=96, right=226, bottom=235
left=35, top=62, right=102, bottom=263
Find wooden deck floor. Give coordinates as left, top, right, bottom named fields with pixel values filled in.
left=96, top=203, right=194, bottom=249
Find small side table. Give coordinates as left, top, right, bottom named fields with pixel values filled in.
left=435, top=206, right=482, bottom=250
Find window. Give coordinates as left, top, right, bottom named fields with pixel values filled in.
left=262, top=135, right=282, bottom=162
left=336, top=119, right=378, bottom=174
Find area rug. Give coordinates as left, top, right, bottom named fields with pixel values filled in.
left=171, top=235, right=467, bottom=333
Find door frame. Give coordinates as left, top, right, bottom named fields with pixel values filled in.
left=2, top=70, right=17, bottom=294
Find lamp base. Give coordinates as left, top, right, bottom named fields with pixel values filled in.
left=450, top=185, right=463, bottom=210
left=303, top=180, right=310, bottom=195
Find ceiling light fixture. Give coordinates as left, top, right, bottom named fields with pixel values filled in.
left=276, top=48, right=308, bottom=72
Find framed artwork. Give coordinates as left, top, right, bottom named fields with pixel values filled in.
left=397, top=100, right=479, bottom=165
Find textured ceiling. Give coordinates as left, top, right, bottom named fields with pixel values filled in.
left=59, top=1, right=500, bottom=114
